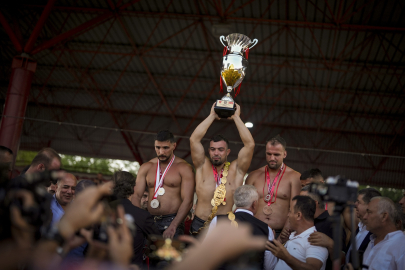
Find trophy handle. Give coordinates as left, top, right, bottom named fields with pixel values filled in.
left=248, top=39, right=258, bottom=49
left=220, top=36, right=227, bottom=48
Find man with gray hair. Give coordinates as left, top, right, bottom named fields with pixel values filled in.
left=361, top=197, right=405, bottom=269
left=208, top=185, right=277, bottom=270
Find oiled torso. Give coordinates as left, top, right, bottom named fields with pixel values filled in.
left=144, top=158, right=186, bottom=216
left=247, top=165, right=301, bottom=230
left=195, top=157, right=243, bottom=221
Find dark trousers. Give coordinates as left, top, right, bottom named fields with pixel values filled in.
left=190, top=215, right=206, bottom=235
left=153, top=213, right=185, bottom=237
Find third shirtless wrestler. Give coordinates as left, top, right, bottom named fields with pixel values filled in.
left=189, top=103, right=255, bottom=234
left=132, top=130, right=195, bottom=238
left=245, top=135, right=301, bottom=238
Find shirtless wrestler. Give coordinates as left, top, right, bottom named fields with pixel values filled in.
left=245, top=135, right=301, bottom=238
left=189, top=103, right=255, bottom=234
left=132, top=130, right=195, bottom=238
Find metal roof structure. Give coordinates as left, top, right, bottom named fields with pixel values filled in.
left=1, top=0, right=404, bottom=188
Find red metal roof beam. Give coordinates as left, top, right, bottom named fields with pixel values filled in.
left=24, top=0, right=57, bottom=53
left=31, top=12, right=114, bottom=55
left=0, top=11, right=22, bottom=53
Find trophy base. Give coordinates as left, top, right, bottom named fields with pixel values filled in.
left=214, top=100, right=235, bottom=118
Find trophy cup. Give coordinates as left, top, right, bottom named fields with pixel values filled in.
left=214, top=33, right=258, bottom=118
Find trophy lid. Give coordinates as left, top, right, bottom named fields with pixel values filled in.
left=224, top=33, right=254, bottom=54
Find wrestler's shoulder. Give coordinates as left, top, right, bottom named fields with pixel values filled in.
left=140, top=158, right=158, bottom=169
left=285, top=166, right=301, bottom=178
left=173, top=157, right=193, bottom=168
left=250, top=165, right=266, bottom=174
left=245, top=165, right=266, bottom=182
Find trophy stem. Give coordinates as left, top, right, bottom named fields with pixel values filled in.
left=227, top=86, right=233, bottom=93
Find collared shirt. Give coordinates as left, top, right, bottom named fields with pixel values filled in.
left=346, top=221, right=369, bottom=263
left=50, top=194, right=65, bottom=225
left=274, top=226, right=328, bottom=270
left=362, top=230, right=405, bottom=270
left=208, top=209, right=277, bottom=270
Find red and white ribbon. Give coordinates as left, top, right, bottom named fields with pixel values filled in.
left=152, top=155, right=175, bottom=199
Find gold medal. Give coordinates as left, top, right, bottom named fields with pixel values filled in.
left=231, top=220, right=238, bottom=228
left=228, top=212, right=235, bottom=220
left=221, top=178, right=227, bottom=184
left=222, top=201, right=226, bottom=205
left=211, top=198, right=215, bottom=207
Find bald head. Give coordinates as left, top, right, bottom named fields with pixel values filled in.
left=56, top=173, right=77, bottom=207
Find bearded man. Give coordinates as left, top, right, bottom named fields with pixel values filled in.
left=189, top=103, right=255, bottom=234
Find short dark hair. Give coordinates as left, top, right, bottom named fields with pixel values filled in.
left=292, top=195, right=316, bottom=222
left=300, top=168, right=323, bottom=181
left=300, top=186, right=325, bottom=209
left=358, top=188, right=381, bottom=204
left=112, top=171, right=135, bottom=199
left=266, top=134, right=286, bottom=149
left=210, top=134, right=229, bottom=148
left=155, top=130, right=175, bottom=143
left=75, top=179, right=96, bottom=195
left=31, top=148, right=62, bottom=169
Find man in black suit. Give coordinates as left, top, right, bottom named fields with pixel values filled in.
left=208, top=185, right=277, bottom=270
left=345, top=188, right=381, bottom=265
left=112, top=171, right=160, bottom=268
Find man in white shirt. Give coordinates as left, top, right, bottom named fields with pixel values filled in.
left=346, top=188, right=381, bottom=264
left=361, top=197, right=405, bottom=270
left=267, top=195, right=328, bottom=270
left=208, top=185, right=277, bottom=270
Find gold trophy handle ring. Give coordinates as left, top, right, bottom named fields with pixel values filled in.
left=220, top=35, right=228, bottom=48
left=248, top=39, right=258, bottom=50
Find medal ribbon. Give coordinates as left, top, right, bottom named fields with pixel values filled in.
left=212, top=165, right=224, bottom=187
left=263, top=164, right=286, bottom=206
left=212, top=164, right=226, bottom=201
left=153, top=155, right=175, bottom=199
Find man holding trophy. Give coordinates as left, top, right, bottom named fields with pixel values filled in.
left=189, top=34, right=257, bottom=234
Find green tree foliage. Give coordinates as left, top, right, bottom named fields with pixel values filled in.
left=360, top=185, right=404, bottom=203
left=15, top=150, right=139, bottom=176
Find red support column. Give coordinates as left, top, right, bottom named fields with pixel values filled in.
left=0, top=56, right=37, bottom=164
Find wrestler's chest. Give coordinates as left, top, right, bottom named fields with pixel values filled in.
left=256, top=178, right=290, bottom=200
left=146, top=170, right=181, bottom=188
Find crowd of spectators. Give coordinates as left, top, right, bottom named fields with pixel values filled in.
left=0, top=145, right=404, bottom=270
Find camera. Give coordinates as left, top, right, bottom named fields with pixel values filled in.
left=308, top=175, right=359, bottom=205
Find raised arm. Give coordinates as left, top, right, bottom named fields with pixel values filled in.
left=163, top=163, right=195, bottom=239
left=190, top=103, right=219, bottom=169
left=231, top=103, right=255, bottom=176
left=131, top=164, right=148, bottom=208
